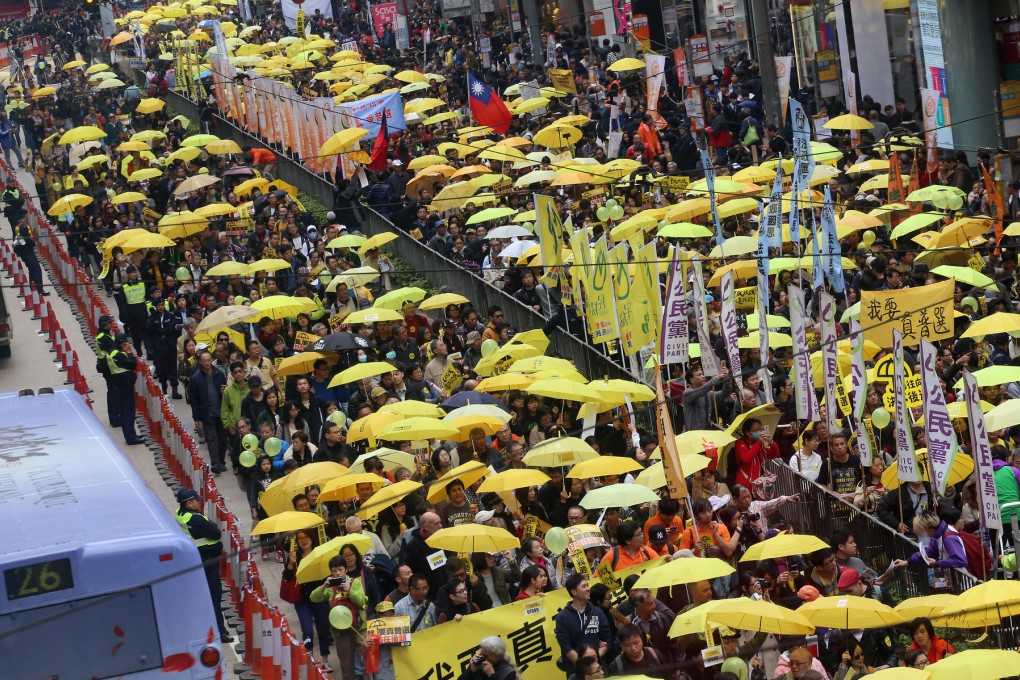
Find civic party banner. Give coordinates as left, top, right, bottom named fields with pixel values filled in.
left=819, top=185, right=844, bottom=293
left=820, top=292, right=839, bottom=433
left=609, top=244, right=638, bottom=356
left=788, top=98, right=814, bottom=245
left=720, top=271, right=741, bottom=378
left=634, top=241, right=661, bottom=350
left=691, top=257, right=720, bottom=376
left=850, top=319, right=874, bottom=466
left=659, top=247, right=689, bottom=365
left=963, top=371, right=1002, bottom=531
left=764, top=159, right=784, bottom=249
left=893, top=329, right=920, bottom=483
left=586, top=238, right=619, bottom=344
left=920, top=338, right=959, bottom=496
left=860, top=279, right=954, bottom=347
left=788, top=284, right=818, bottom=422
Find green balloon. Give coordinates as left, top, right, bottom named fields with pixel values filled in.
left=606, top=198, right=619, bottom=209
left=544, top=526, right=569, bottom=554
left=329, top=606, right=353, bottom=630
left=522, top=222, right=534, bottom=232
left=721, top=657, right=748, bottom=680
left=596, top=206, right=610, bottom=221
left=239, top=450, right=257, bottom=467
left=175, top=266, right=190, bottom=282
left=932, top=192, right=949, bottom=210
left=242, top=433, right=259, bottom=451
left=947, top=194, right=964, bottom=211
left=481, top=338, right=499, bottom=357
left=609, top=205, right=625, bottom=221
left=871, top=407, right=891, bottom=429
left=329, top=411, right=347, bottom=428
left=265, top=437, right=283, bottom=457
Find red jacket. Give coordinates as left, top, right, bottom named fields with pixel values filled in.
left=734, top=436, right=781, bottom=488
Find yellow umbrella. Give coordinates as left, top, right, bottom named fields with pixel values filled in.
left=345, top=308, right=402, bottom=325
left=135, top=98, right=166, bottom=114
left=357, top=232, right=399, bottom=255
left=173, top=173, right=220, bottom=195
left=426, top=525, right=520, bottom=553
left=321, top=127, right=368, bottom=156
left=258, top=461, right=349, bottom=516
left=936, top=578, right=1020, bottom=624
left=634, top=557, right=734, bottom=589
left=251, top=510, right=325, bottom=536
left=394, top=69, right=427, bottom=83
left=739, top=532, right=828, bottom=562
left=606, top=57, right=645, bottom=72
left=926, top=649, right=1020, bottom=680
left=129, top=168, right=164, bottom=182
left=823, top=113, right=874, bottom=130
left=117, top=140, right=151, bottom=152
left=319, top=472, right=387, bottom=503
left=108, top=31, right=135, bottom=47
left=528, top=378, right=603, bottom=402
left=379, top=417, right=460, bottom=442
left=205, top=261, right=254, bottom=277
left=193, top=203, right=237, bottom=218
left=727, top=404, right=782, bottom=439
left=523, top=436, right=598, bottom=467
left=110, top=191, right=147, bottom=205
left=206, top=139, right=243, bottom=155
left=32, top=86, right=57, bottom=99
left=102, top=228, right=175, bottom=253
left=86, top=63, right=110, bottom=74
left=58, top=126, right=106, bottom=145
left=961, top=311, right=1020, bottom=338
left=250, top=295, right=318, bottom=320
left=798, top=596, right=905, bottom=629
left=867, top=668, right=932, bottom=680
left=329, top=361, right=397, bottom=387
left=513, top=96, right=550, bottom=114
left=634, top=456, right=711, bottom=489
left=417, top=292, right=470, bottom=311
left=533, top=124, right=583, bottom=148
left=250, top=258, right=293, bottom=273
left=579, top=483, right=658, bottom=509
left=275, top=352, right=336, bottom=378
left=847, top=159, right=891, bottom=174
left=296, top=534, right=373, bottom=583
left=567, top=456, right=643, bottom=479
left=477, top=469, right=550, bottom=493
left=349, top=448, right=417, bottom=474
left=476, top=373, right=536, bottom=392
left=346, top=412, right=402, bottom=446
left=426, top=460, right=490, bottom=503
left=62, top=59, right=87, bottom=70
left=356, top=479, right=423, bottom=519
left=444, top=415, right=506, bottom=443
left=707, top=598, right=815, bottom=635
left=894, top=594, right=957, bottom=621
left=668, top=600, right=727, bottom=638
left=378, top=401, right=446, bottom=419
left=76, top=154, right=111, bottom=170
left=194, top=304, right=259, bottom=335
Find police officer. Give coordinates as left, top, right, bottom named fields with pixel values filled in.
left=175, top=488, right=232, bottom=643
left=95, top=314, right=119, bottom=427
left=146, top=294, right=182, bottom=399
left=11, top=213, right=47, bottom=296
left=121, top=265, right=147, bottom=355
left=107, top=332, right=144, bottom=445
left=1, top=178, right=24, bottom=233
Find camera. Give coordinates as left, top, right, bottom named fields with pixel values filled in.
left=471, top=654, right=484, bottom=666
left=741, top=512, right=760, bottom=522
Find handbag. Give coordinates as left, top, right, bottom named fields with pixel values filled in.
left=280, top=575, right=302, bottom=604
left=751, top=452, right=777, bottom=501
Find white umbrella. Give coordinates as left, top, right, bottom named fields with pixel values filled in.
left=499, top=239, right=537, bottom=260
left=486, top=225, right=533, bottom=239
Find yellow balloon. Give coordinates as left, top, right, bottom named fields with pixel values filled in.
left=329, top=605, right=353, bottom=630
left=861, top=230, right=876, bottom=247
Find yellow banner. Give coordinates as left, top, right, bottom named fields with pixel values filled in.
left=534, top=195, right=564, bottom=269
left=734, top=286, right=756, bottom=312
left=609, top=244, right=639, bottom=356
left=569, top=229, right=592, bottom=293
left=586, top=238, right=619, bottom=343
left=860, top=279, right=954, bottom=347
left=441, top=362, right=464, bottom=393
left=655, top=366, right=689, bottom=500
left=548, top=68, right=577, bottom=94
left=632, top=241, right=661, bottom=349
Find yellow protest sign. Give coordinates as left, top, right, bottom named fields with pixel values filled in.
left=633, top=241, right=661, bottom=348
left=328, top=309, right=350, bottom=332
left=884, top=374, right=923, bottom=410
left=835, top=380, right=852, bottom=416
left=734, top=286, right=756, bottom=312
left=366, top=615, right=411, bottom=645
left=392, top=589, right=569, bottom=679
left=585, top=238, right=620, bottom=344
left=534, top=194, right=564, bottom=268
left=873, top=355, right=913, bottom=382
left=548, top=68, right=577, bottom=94
left=968, top=254, right=986, bottom=272
left=293, top=331, right=318, bottom=352
left=609, top=244, right=639, bottom=356
left=860, top=279, right=954, bottom=347
left=659, top=175, right=691, bottom=193
left=522, top=514, right=552, bottom=540
left=441, top=362, right=463, bottom=393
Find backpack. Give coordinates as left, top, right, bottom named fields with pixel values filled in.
left=958, top=530, right=993, bottom=579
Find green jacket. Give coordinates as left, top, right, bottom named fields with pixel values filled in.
left=220, top=380, right=250, bottom=431
left=311, top=576, right=367, bottom=631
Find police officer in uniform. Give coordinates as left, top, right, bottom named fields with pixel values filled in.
left=11, top=212, right=47, bottom=296
left=121, top=264, right=147, bottom=355
left=146, top=294, right=183, bottom=399
left=1, top=177, right=24, bottom=233
left=175, top=488, right=233, bottom=643
left=107, top=332, right=144, bottom=445
left=95, top=314, right=119, bottom=427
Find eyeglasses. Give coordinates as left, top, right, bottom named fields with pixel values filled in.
left=453, top=588, right=467, bottom=595
left=789, top=660, right=812, bottom=668
left=412, top=584, right=429, bottom=591
left=852, top=653, right=864, bottom=660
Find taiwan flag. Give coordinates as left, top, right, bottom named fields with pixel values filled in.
left=467, top=73, right=511, bottom=134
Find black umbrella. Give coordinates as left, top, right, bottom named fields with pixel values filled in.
left=441, top=390, right=509, bottom=412
left=311, top=332, right=373, bottom=352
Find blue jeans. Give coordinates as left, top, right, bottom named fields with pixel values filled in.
left=2, top=143, right=23, bottom=168
left=294, top=600, right=331, bottom=657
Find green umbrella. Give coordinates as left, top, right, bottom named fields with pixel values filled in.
left=931, top=264, right=996, bottom=290
left=889, top=212, right=945, bottom=239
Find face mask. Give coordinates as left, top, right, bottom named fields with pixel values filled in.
left=358, top=354, right=367, bottom=363
left=750, top=431, right=760, bottom=442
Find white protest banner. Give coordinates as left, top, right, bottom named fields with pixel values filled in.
left=919, top=338, right=959, bottom=496
left=820, top=292, right=839, bottom=433
left=659, top=248, right=689, bottom=364
left=893, top=329, right=919, bottom=483
left=691, top=257, right=719, bottom=377
left=963, top=371, right=1001, bottom=531
left=720, top=271, right=741, bottom=378
left=788, top=284, right=818, bottom=422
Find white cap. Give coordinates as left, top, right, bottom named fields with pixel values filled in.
left=392, top=159, right=403, bottom=166
left=475, top=510, right=495, bottom=524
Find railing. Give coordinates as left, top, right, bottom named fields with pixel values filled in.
left=767, top=460, right=981, bottom=599
left=158, top=86, right=642, bottom=383
left=0, top=158, right=328, bottom=679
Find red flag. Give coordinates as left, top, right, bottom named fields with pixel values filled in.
left=888, top=150, right=905, bottom=204
left=368, top=116, right=388, bottom=171
left=467, top=73, right=511, bottom=134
